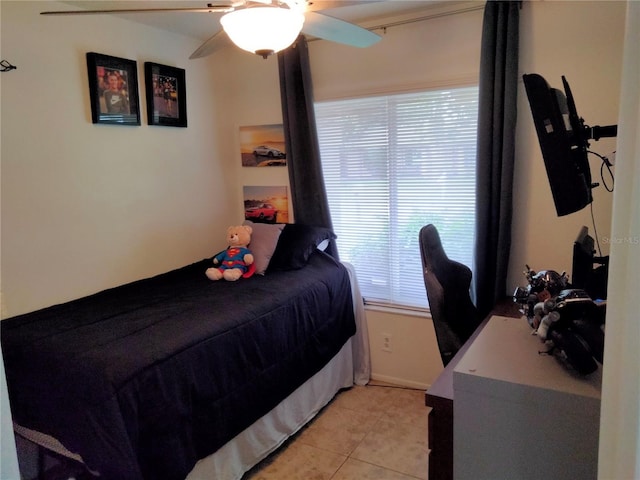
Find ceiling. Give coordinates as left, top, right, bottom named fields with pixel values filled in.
left=57, top=1, right=462, bottom=42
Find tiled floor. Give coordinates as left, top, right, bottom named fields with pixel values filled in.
left=243, top=383, right=429, bottom=480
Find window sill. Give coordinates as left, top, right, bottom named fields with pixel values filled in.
left=364, top=302, right=431, bottom=319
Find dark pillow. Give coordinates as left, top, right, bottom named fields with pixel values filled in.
left=267, top=224, right=337, bottom=271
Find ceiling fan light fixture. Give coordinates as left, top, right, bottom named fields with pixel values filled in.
left=221, top=7, right=304, bottom=58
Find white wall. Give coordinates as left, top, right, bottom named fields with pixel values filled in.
left=366, top=308, right=442, bottom=389
left=310, top=2, right=484, bottom=100
left=511, top=0, right=625, bottom=292
left=1, top=1, right=238, bottom=317
left=598, top=1, right=640, bottom=476
left=211, top=48, right=293, bottom=223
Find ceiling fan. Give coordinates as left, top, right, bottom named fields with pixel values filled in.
left=40, top=1, right=382, bottom=59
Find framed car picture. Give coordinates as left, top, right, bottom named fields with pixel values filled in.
left=243, top=186, right=289, bottom=224
left=144, top=62, right=187, bottom=127
left=86, top=52, right=140, bottom=125
left=239, top=124, right=287, bottom=167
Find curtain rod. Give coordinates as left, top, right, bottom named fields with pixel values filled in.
left=366, top=3, right=485, bottom=33
left=305, top=3, right=485, bottom=44
left=307, top=3, right=485, bottom=43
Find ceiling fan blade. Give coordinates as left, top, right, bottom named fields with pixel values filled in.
left=40, top=4, right=234, bottom=16
left=189, top=30, right=233, bottom=59
left=302, top=11, right=380, bottom=48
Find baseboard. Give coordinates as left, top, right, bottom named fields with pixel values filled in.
left=370, top=373, right=430, bottom=391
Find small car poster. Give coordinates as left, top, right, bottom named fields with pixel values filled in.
left=240, top=124, right=287, bottom=167
left=243, top=186, right=289, bottom=224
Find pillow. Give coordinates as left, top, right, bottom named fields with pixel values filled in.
left=243, top=220, right=284, bottom=275
left=267, top=224, right=337, bottom=271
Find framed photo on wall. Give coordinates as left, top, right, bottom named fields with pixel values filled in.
left=144, top=62, right=187, bottom=127
left=86, top=52, right=140, bottom=125
left=240, top=124, right=287, bottom=167
left=243, top=186, right=289, bottom=224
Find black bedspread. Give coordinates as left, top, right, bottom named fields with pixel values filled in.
left=1, top=251, right=355, bottom=480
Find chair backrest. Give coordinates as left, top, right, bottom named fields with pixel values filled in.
left=419, top=224, right=480, bottom=366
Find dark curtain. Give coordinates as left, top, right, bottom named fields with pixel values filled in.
left=277, top=36, right=338, bottom=259
left=473, top=1, right=520, bottom=317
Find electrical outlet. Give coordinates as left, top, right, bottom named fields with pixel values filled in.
left=382, top=332, right=392, bottom=352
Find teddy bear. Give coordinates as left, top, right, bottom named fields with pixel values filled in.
left=205, top=225, right=255, bottom=281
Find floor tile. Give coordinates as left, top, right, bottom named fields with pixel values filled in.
left=351, top=417, right=429, bottom=479
left=332, top=458, right=421, bottom=480
left=296, top=403, right=379, bottom=455
left=244, top=384, right=430, bottom=480
left=330, top=385, right=396, bottom=416
left=382, top=387, right=430, bottom=430
left=244, top=442, right=347, bottom=480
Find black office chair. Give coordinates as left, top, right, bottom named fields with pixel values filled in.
left=419, top=224, right=481, bottom=367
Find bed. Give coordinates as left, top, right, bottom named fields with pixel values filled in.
left=1, top=223, right=369, bottom=480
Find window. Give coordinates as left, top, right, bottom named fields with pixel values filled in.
left=315, top=86, right=478, bottom=310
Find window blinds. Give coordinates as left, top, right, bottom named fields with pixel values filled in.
left=316, top=86, right=479, bottom=309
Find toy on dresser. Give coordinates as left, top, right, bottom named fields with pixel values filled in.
left=513, top=265, right=605, bottom=375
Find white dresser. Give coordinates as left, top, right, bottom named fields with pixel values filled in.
left=453, top=315, right=602, bottom=480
